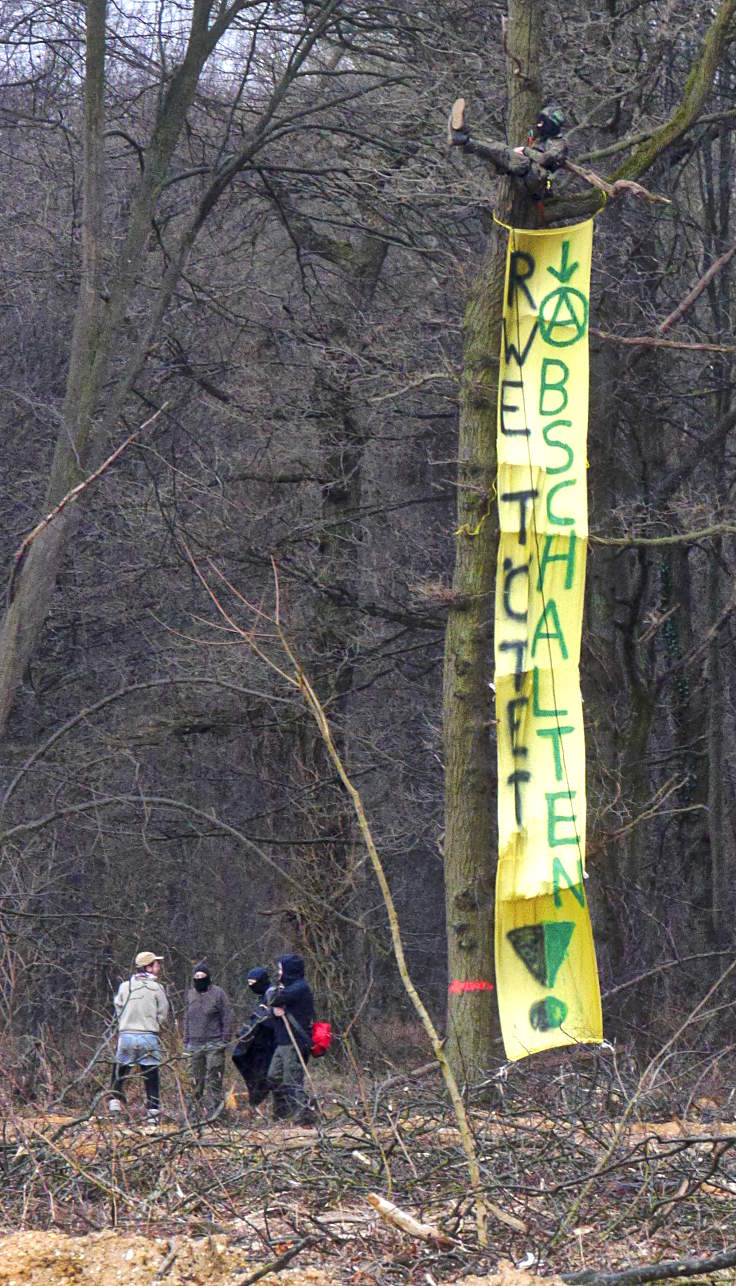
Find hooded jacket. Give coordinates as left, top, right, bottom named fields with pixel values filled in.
left=231, top=966, right=276, bottom=1104
left=184, top=963, right=234, bottom=1047
left=114, top=970, right=169, bottom=1033
left=271, top=954, right=314, bottom=1050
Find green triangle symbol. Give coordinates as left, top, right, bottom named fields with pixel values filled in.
left=543, top=921, right=575, bottom=985
left=507, top=921, right=575, bottom=987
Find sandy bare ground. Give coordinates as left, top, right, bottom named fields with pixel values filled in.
left=0, top=1228, right=336, bottom=1285
left=0, top=1229, right=568, bottom=1286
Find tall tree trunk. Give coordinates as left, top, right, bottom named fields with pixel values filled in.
left=707, top=547, right=726, bottom=940
left=703, top=119, right=734, bottom=942
left=0, top=1, right=207, bottom=731
left=0, top=0, right=339, bottom=734
left=443, top=0, right=542, bottom=1079
left=0, top=0, right=107, bottom=731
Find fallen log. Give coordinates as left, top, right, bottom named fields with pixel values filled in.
left=367, top=1193, right=456, bottom=1247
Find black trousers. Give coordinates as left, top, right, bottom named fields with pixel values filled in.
left=111, top=1062, right=160, bottom=1110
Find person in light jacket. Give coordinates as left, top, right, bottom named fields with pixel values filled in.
left=109, top=950, right=169, bottom=1122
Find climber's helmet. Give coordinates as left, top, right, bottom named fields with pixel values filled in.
left=536, top=105, right=566, bottom=139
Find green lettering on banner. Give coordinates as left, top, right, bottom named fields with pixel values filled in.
left=537, top=725, right=575, bottom=780
left=542, top=420, right=574, bottom=474
left=539, top=359, right=569, bottom=416
left=532, top=665, right=568, bottom=718
left=538, top=533, right=576, bottom=591
left=546, top=479, right=575, bottom=527
left=546, top=791, right=579, bottom=847
left=547, top=240, right=578, bottom=283
left=531, top=601, right=568, bottom=661
left=538, top=287, right=589, bottom=347
left=552, top=856, right=586, bottom=908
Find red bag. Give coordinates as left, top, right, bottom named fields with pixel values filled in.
left=310, top=1020, right=332, bottom=1058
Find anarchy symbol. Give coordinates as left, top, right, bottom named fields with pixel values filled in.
left=538, top=286, right=589, bottom=347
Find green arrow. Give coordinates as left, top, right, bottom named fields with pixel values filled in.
left=547, top=240, right=579, bottom=283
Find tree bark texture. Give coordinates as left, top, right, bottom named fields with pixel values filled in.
left=443, top=0, right=542, bottom=1079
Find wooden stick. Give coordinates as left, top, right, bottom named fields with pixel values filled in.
left=282, top=1013, right=322, bottom=1119
left=153, top=1242, right=179, bottom=1282
left=378, top=1061, right=440, bottom=1091
left=655, top=238, right=736, bottom=334
left=593, top=329, right=736, bottom=354
left=564, top=157, right=671, bottom=204
left=367, top=1193, right=456, bottom=1247
left=279, top=632, right=490, bottom=1246
left=562, top=1244, right=736, bottom=1286
left=234, top=1237, right=315, bottom=1286
left=6, top=404, right=166, bottom=607
left=179, top=548, right=491, bottom=1248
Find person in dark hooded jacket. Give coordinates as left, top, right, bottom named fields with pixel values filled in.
left=267, top=953, right=314, bottom=1120
left=231, top=967, right=276, bottom=1107
left=184, top=962, right=233, bottom=1113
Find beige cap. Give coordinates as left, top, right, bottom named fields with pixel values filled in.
left=135, top=951, right=163, bottom=968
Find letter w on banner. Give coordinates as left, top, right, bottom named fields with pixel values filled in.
left=494, top=219, right=603, bottom=1061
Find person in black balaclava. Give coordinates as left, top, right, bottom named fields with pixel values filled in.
left=184, top=961, right=233, bottom=1115
left=448, top=99, right=569, bottom=201
left=267, top=954, right=314, bottom=1121
left=231, top=966, right=276, bottom=1108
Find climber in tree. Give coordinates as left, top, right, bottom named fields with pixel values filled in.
left=448, top=101, right=568, bottom=200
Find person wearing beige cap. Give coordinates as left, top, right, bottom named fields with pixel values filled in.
left=109, top=950, right=169, bottom=1122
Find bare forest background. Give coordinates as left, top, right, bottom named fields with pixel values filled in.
left=1, top=0, right=736, bottom=1108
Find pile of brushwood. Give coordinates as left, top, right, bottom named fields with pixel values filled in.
left=1, top=1048, right=735, bottom=1285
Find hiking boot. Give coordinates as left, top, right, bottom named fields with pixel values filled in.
left=448, top=97, right=469, bottom=146
left=146, top=1108, right=160, bottom=1125
left=297, top=1107, right=319, bottom=1127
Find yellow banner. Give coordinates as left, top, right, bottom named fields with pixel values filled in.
left=493, top=220, right=602, bottom=1061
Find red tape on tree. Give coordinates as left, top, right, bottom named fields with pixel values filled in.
left=448, top=980, right=495, bottom=994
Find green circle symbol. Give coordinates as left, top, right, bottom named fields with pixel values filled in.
left=529, top=995, right=568, bottom=1031
left=539, top=287, right=588, bottom=347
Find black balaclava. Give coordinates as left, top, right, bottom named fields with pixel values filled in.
left=193, top=962, right=211, bottom=993
left=247, top=966, right=271, bottom=996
